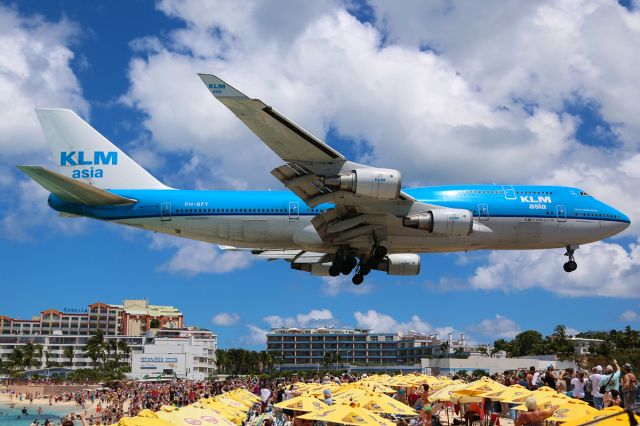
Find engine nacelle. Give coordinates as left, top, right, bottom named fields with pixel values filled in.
left=403, top=208, right=473, bottom=236
left=325, top=168, right=401, bottom=200
left=376, top=254, right=421, bottom=276
left=291, top=262, right=332, bottom=276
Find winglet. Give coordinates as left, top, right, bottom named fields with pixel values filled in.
left=198, top=74, right=248, bottom=98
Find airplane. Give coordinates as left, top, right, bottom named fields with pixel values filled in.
left=18, top=74, right=630, bottom=285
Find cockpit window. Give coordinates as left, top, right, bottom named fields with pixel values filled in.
left=579, top=191, right=590, bottom=196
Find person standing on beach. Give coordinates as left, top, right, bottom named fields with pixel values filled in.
left=621, top=363, right=637, bottom=410
left=590, top=366, right=604, bottom=409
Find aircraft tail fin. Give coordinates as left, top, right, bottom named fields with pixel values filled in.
left=35, top=108, right=168, bottom=190
left=17, top=165, right=136, bottom=206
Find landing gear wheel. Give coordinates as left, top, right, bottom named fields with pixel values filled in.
left=563, top=260, right=577, bottom=272
left=359, top=265, right=371, bottom=276
left=341, top=257, right=358, bottom=275
left=329, top=264, right=341, bottom=277
left=373, top=246, right=387, bottom=259
left=563, top=245, right=578, bottom=273
left=352, top=273, right=364, bottom=285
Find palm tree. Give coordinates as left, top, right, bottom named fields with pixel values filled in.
left=439, top=341, right=450, bottom=356
left=22, top=343, right=41, bottom=370
left=63, top=346, right=74, bottom=369
left=624, top=325, right=636, bottom=350
left=258, top=351, right=270, bottom=373
left=117, top=340, right=131, bottom=366
left=8, top=347, right=24, bottom=371
left=215, top=349, right=226, bottom=373
left=553, top=324, right=568, bottom=342
left=109, top=340, right=119, bottom=363
left=84, top=329, right=106, bottom=368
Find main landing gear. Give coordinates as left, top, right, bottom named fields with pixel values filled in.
left=328, top=245, right=388, bottom=285
left=351, top=245, right=387, bottom=285
left=563, top=245, right=578, bottom=273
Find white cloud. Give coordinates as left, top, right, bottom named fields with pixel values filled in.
left=149, top=234, right=252, bottom=275
left=619, top=310, right=638, bottom=322
left=467, top=315, right=521, bottom=339
left=321, top=275, right=373, bottom=296
left=565, top=327, right=580, bottom=337
left=354, top=309, right=443, bottom=335
left=0, top=4, right=88, bottom=155
left=212, top=312, right=240, bottom=326
left=263, top=308, right=335, bottom=329
left=242, top=324, right=268, bottom=345
left=469, top=239, right=640, bottom=298
left=0, top=5, right=90, bottom=239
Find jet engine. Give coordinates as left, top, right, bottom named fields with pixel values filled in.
left=324, top=168, right=401, bottom=200
left=291, top=262, right=332, bottom=276
left=375, top=254, right=420, bottom=276
left=403, top=208, right=473, bottom=236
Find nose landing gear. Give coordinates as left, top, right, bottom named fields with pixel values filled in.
left=563, top=245, right=578, bottom=272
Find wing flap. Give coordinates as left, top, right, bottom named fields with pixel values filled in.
left=17, top=165, right=136, bottom=206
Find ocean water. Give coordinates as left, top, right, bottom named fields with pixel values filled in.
left=0, top=404, right=79, bottom=426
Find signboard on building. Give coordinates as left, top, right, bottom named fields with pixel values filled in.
left=131, top=353, right=186, bottom=378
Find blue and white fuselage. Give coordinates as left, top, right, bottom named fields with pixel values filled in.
left=49, top=184, right=629, bottom=253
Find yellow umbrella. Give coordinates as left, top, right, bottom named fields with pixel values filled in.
left=136, top=410, right=160, bottom=418
left=513, top=393, right=571, bottom=411
left=479, top=385, right=533, bottom=403
left=195, top=400, right=246, bottom=424
left=303, top=383, right=341, bottom=396
left=117, top=417, right=174, bottom=426
left=428, top=383, right=468, bottom=402
left=274, top=395, right=329, bottom=412
left=224, top=390, right=260, bottom=405
left=562, top=406, right=640, bottom=426
left=547, top=400, right=598, bottom=423
left=350, top=382, right=397, bottom=394
left=333, top=389, right=416, bottom=416
left=156, top=405, right=237, bottom=426
left=215, top=396, right=251, bottom=410
left=298, top=403, right=395, bottom=426
left=454, top=377, right=506, bottom=397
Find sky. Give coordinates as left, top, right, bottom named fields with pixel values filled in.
left=1, top=0, right=640, bottom=349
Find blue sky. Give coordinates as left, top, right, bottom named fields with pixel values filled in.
left=1, top=0, right=640, bottom=349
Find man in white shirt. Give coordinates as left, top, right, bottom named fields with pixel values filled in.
left=590, top=365, right=604, bottom=409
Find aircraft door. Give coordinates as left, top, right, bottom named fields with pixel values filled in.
left=557, top=204, right=567, bottom=222
left=502, top=185, right=516, bottom=200
left=288, top=202, right=299, bottom=220
left=160, top=202, right=171, bottom=222
left=478, top=203, right=489, bottom=221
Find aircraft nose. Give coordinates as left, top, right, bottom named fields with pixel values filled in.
left=611, top=209, right=630, bottom=235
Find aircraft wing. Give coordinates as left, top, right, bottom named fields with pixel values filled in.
left=199, top=74, right=442, bottom=250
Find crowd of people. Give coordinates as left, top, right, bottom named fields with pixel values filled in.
left=1, top=360, right=638, bottom=426
left=492, top=359, right=638, bottom=411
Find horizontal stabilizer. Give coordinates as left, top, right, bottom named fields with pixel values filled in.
left=17, top=165, right=136, bottom=206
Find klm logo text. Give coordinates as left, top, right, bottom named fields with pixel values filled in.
left=60, top=151, right=118, bottom=166
left=60, top=151, right=118, bottom=179
left=520, top=195, right=552, bottom=203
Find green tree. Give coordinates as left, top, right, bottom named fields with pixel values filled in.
left=215, top=349, right=227, bottom=373
left=63, top=346, right=74, bottom=369
left=84, top=329, right=106, bottom=368
left=8, top=347, right=24, bottom=371
left=117, top=340, right=131, bottom=366
left=511, top=330, right=545, bottom=357
left=22, top=343, right=42, bottom=370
